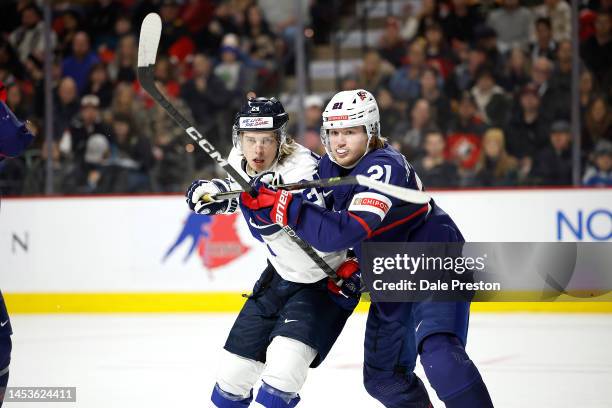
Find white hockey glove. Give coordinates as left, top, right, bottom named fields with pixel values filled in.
left=185, top=179, right=238, bottom=215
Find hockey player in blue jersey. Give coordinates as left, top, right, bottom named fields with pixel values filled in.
left=0, top=80, right=35, bottom=406
left=185, top=97, right=361, bottom=408
left=240, top=90, right=494, bottom=407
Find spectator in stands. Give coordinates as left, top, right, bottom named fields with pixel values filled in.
left=148, top=83, right=193, bottom=192
left=376, top=88, right=403, bottom=141
left=531, top=120, right=573, bottom=185
left=108, top=82, right=151, bottom=139
left=243, top=4, right=275, bottom=54
left=180, top=53, right=231, bottom=149
left=62, top=31, right=100, bottom=95
left=530, top=17, right=557, bottom=61
left=310, top=0, right=342, bottom=44
left=448, top=91, right=487, bottom=137
left=214, top=34, right=255, bottom=111
left=423, top=21, right=454, bottom=79
left=505, top=83, right=550, bottom=169
left=416, top=0, right=441, bottom=37
left=4, top=83, right=29, bottom=120
left=378, top=17, right=409, bottom=68
left=357, top=50, right=394, bottom=94
left=23, top=53, right=44, bottom=116
left=418, top=67, right=452, bottom=132
left=152, top=55, right=181, bottom=97
left=258, top=0, right=310, bottom=44
left=60, top=94, right=114, bottom=167
left=55, top=10, right=82, bottom=59
left=413, top=129, right=459, bottom=188
left=72, top=133, right=112, bottom=193
left=474, top=128, right=519, bottom=186
left=109, top=34, right=138, bottom=84
left=53, top=77, right=81, bottom=140
left=583, top=140, right=612, bottom=187
left=84, top=63, right=113, bottom=109
left=398, top=2, right=419, bottom=42
left=23, top=137, right=70, bottom=194
left=580, top=10, right=612, bottom=94
left=242, top=3, right=277, bottom=92
left=486, top=0, right=533, bottom=51
left=89, top=0, right=121, bottom=49
left=445, top=46, right=486, bottom=101
left=535, top=0, right=571, bottom=42
left=158, top=0, right=190, bottom=54
left=107, top=113, right=154, bottom=193
left=501, top=46, right=531, bottom=94
left=473, top=25, right=505, bottom=78
left=8, top=4, right=55, bottom=64
left=194, top=1, right=240, bottom=55
left=389, top=40, right=427, bottom=103
left=0, top=39, right=25, bottom=81
left=583, top=95, right=612, bottom=151
left=579, top=70, right=596, bottom=114
left=441, top=0, right=483, bottom=44
left=530, top=56, right=558, bottom=120
left=446, top=92, right=484, bottom=184
left=291, top=95, right=325, bottom=155
left=548, top=39, right=572, bottom=118
left=393, top=98, right=433, bottom=160
left=470, top=67, right=509, bottom=126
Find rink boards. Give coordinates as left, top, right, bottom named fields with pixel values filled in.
left=1, top=188, right=611, bottom=313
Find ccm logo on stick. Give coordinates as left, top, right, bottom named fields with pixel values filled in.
left=186, top=127, right=228, bottom=166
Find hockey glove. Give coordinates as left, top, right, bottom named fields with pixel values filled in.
left=328, top=258, right=362, bottom=311
left=185, top=179, right=238, bottom=215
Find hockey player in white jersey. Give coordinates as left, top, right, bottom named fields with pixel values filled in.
left=185, top=97, right=361, bottom=408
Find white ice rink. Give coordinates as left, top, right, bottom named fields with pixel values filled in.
left=6, top=312, right=612, bottom=407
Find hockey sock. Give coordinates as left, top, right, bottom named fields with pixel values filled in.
left=211, top=383, right=252, bottom=408
left=254, top=381, right=300, bottom=408
left=420, top=334, right=493, bottom=408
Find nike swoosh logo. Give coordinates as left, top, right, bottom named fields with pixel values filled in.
left=322, top=190, right=333, bottom=197
left=284, top=319, right=298, bottom=323
left=0, top=320, right=8, bottom=327
left=415, top=320, right=422, bottom=333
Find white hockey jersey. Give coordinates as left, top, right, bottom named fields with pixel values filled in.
left=226, top=143, right=346, bottom=283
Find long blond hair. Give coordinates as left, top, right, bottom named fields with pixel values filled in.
left=478, top=128, right=518, bottom=178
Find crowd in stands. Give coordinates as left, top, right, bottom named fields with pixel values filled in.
left=0, top=0, right=610, bottom=195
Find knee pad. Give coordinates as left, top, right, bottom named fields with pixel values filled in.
left=420, top=334, right=492, bottom=407
left=216, top=350, right=264, bottom=399
left=260, top=336, right=317, bottom=394
left=363, top=364, right=431, bottom=408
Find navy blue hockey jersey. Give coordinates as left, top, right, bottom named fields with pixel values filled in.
left=295, top=144, right=431, bottom=259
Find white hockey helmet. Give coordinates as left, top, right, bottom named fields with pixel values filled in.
left=320, top=89, right=380, bottom=167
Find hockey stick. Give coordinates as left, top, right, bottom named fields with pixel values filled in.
left=137, top=13, right=339, bottom=280
left=206, top=175, right=432, bottom=204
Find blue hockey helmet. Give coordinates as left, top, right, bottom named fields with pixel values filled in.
left=232, top=97, right=289, bottom=153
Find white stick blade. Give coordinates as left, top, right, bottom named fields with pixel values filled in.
left=355, top=175, right=431, bottom=204
left=138, top=13, right=162, bottom=67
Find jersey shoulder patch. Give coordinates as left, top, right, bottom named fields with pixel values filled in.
left=348, top=191, right=392, bottom=220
